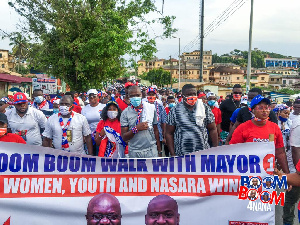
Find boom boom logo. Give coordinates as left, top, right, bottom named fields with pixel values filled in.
left=238, top=175, right=287, bottom=211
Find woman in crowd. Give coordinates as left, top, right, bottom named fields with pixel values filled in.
left=95, top=101, right=126, bottom=157
left=230, top=95, right=290, bottom=174
left=273, top=104, right=294, bottom=172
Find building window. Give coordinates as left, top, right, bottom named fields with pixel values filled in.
left=271, top=78, right=274, bottom=81
left=0, top=53, right=2, bottom=58
left=283, top=80, right=286, bottom=84
left=260, top=84, right=264, bottom=87
left=157, top=64, right=160, bottom=66
left=276, top=79, right=280, bottom=81
left=237, top=77, right=240, bottom=80
left=1, top=64, right=4, bottom=68
left=261, top=77, right=265, bottom=80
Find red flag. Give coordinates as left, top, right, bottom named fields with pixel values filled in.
left=3, top=217, right=10, bottom=225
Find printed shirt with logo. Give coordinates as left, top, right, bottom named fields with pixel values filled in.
left=229, top=120, right=284, bottom=148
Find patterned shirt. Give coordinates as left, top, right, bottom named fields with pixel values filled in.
left=167, top=102, right=215, bottom=156
left=155, top=102, right=167, bottom=141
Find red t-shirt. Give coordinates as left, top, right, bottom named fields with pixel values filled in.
left=296, top=160, right=300, bottom=173
left=116, top=98, right=129, bottom=111
left=96, top=119, right=128, bottom=156
left=0, top=133, right=26, bottom=144
left=211, top=107, right=222, bottom=125
left=229, top=120, right=284, bottom=149
left=72, top=104, right=82, bottom=114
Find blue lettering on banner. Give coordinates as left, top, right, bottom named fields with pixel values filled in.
left=57, top=155, right=68, bottom=172
left=185, top=155, right=196, bottom=172
left=23, top=154, right=39, bottom=172
left=9, top=153, right=22, bottom=172
left=152, top=158, right=169, bottom=172
left=69, top=157, right=81, bottom=172
left=249, top=155, right=261, bottom=173
left=81, top=157, right=96, bottom=172
left=201, top=155, right=215, bottom=172
left=44, top=154, right=56, bottom=172
left=101, top=158, right=148, bottom=172
left=0, top=153, right=8, bottom=172
left=201, top=155, right=261, bottom=173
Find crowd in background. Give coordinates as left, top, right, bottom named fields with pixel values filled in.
left=0, top=82, right=300, bottom=224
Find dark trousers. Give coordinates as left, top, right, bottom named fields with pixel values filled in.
left=283, top=186, right=300, bottom=224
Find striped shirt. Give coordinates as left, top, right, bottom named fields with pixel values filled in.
left=167, top=102, right=215, bottom=156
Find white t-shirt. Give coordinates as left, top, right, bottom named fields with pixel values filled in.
left=81, top=103, right=106, bottom=133
left=43, top=112, right=91, bottom=154
left=290, top=114, right=300, bottom=148
left=6, top=107, right=47, bottom=145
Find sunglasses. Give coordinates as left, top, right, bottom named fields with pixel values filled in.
left=233, top=92, right=242, bottom=95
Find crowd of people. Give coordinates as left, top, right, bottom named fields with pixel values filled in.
left=0, top=82, right=300, bottom=224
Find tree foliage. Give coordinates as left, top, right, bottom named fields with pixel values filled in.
left=212, top=49, right=288, bottom=68
left=141, top=67, right=171, bottom=87
left=7, top=0, right=177, bottom=91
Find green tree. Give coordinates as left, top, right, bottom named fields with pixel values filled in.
left=7, top=0, right=177, bottom=91
left=144, top=68, right=171, bottom=87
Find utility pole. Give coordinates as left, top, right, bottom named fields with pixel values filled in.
left=199, top=0, right=204, bottom=82
left=170, top=55, right=173, bottom=89
left=246, top=0, right=254, bottom=93
left=178, top=38, right=181, bottom=90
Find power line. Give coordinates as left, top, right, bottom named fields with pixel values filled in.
left=171, top=0, right=248, bottom=57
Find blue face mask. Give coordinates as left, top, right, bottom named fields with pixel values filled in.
left=53, top=108, right=59, bottom=114
left=130, top=97, right=142, bottom=107
left=34, top=96, right=44, bottom=104
left=169, top=103, right=176, bottom=108
left=207, top=100, right=216, bottom=107
left=279, top=116, right=288, bottom=122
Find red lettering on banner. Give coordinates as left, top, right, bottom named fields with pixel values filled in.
left=0, top=175, right=241, bottom=198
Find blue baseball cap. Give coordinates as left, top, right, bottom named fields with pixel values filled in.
left=250, top=95, right=270, bottom=109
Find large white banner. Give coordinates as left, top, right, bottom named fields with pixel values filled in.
left=0, top=142, right=276, bottom=225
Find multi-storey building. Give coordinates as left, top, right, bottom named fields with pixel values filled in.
left=0, top=49, right=15, bottom=71
left=264, top=58, right=299, bottom=68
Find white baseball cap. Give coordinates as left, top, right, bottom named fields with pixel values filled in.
left=87, top=89, right=98, bottom=96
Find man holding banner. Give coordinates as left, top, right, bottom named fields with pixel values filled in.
left=42, top=95, right=93, bottom=155
left=121, top=85, right=162, bottom=158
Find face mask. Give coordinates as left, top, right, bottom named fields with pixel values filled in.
left=107, top=111, right=118, bottom=119
left=0, top=128, right=7, bottom=137
left=208, top=100, right=216, bottom=107
left=34, top=96, right=44, bottom=104
left=169, top=103, right=176, bottom=108
left=279, top=116, right=288, bottom=122
left=147, top=96, right=156, bottom=103
left=184, top=96, right=197, bottom=106
left=53, top=108, right=59, bottom=114
left=130, top=97, right=142, bottom=107
left=59, top=106, right=71, bottom=116
left=254, top=117, right=267, bottom=122
left=233, top=94, right=242, bottom=101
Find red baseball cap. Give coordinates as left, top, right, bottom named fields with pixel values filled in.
left=125, top=82, right=134, bottom=88
left=13, top=92, right=28, bottom=104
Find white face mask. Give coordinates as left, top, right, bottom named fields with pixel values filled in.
left=59, top=106, right=70, bottom=115
left=107, top=111, right=118, bottom=119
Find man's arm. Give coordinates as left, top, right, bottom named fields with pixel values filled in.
left=153, top=124, right=162, bottom=156
left=121, top=122, right=149, bottom=142
left=276, top=147, right=290, bottom=174
left=292, top=146, right=300, bottom=167
left=165, top=124, right=176, bottom=156
left=207, top=122, right=218, bottom=147
left=84, top=134, right=93, bottom=155
left=42, top=137, right=52, bottom=147
left=225, top=121, right=241, bottom=145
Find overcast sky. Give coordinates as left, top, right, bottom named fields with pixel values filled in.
left=1, top=0, right=300, bottom=60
